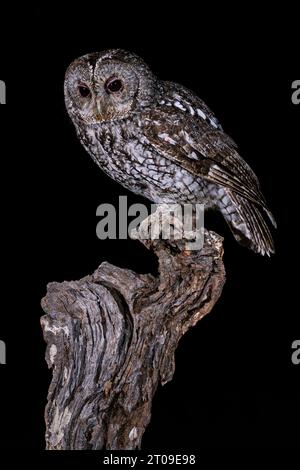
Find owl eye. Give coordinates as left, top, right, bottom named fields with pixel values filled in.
left=105, top=78, right=123, bottom=94
left=78, top=85, right=91, bottom=98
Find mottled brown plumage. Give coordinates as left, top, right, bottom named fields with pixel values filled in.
left=64, top=49, right=276, bottom=255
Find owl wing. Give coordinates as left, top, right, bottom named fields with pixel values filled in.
left=140, top=104, right=275, bottom=224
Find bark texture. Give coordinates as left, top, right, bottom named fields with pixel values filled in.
left=41, top=227, right=225, bottom=450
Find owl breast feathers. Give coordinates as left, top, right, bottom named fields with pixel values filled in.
left=64, top=49, right=276, bottom=256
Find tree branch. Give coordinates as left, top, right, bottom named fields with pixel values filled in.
left=41, top=224, right=225, bottom=450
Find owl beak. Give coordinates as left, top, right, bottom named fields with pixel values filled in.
left=94, top=98, right=104, bottom=121
left=94, top=95, right=114, bottom=122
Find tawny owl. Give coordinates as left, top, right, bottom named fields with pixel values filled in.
left=64, top=49, right=276, bottom=255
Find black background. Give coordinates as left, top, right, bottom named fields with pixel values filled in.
left=0, top=5, right=299, bottom=451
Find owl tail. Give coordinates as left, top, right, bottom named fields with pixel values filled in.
left=220, top=191, right=276, bottom=256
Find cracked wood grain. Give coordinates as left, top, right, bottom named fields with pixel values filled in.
left=41, top=226, right=225, bottom=450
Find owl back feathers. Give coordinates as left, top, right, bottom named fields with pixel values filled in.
left=215, top=189, right=276, bottom=256
left=139, top=91, right=276, bottom=255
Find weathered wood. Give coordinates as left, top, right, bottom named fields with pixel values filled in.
left=41, top=224, right=225, bottom=450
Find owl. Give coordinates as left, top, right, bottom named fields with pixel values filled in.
left=64, top=49, right=276, bottom=255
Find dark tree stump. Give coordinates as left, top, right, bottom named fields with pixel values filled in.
left=41, top=227, right=225, bottom=450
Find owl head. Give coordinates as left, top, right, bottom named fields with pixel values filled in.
left=64, top=49, right=157, bottom=125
